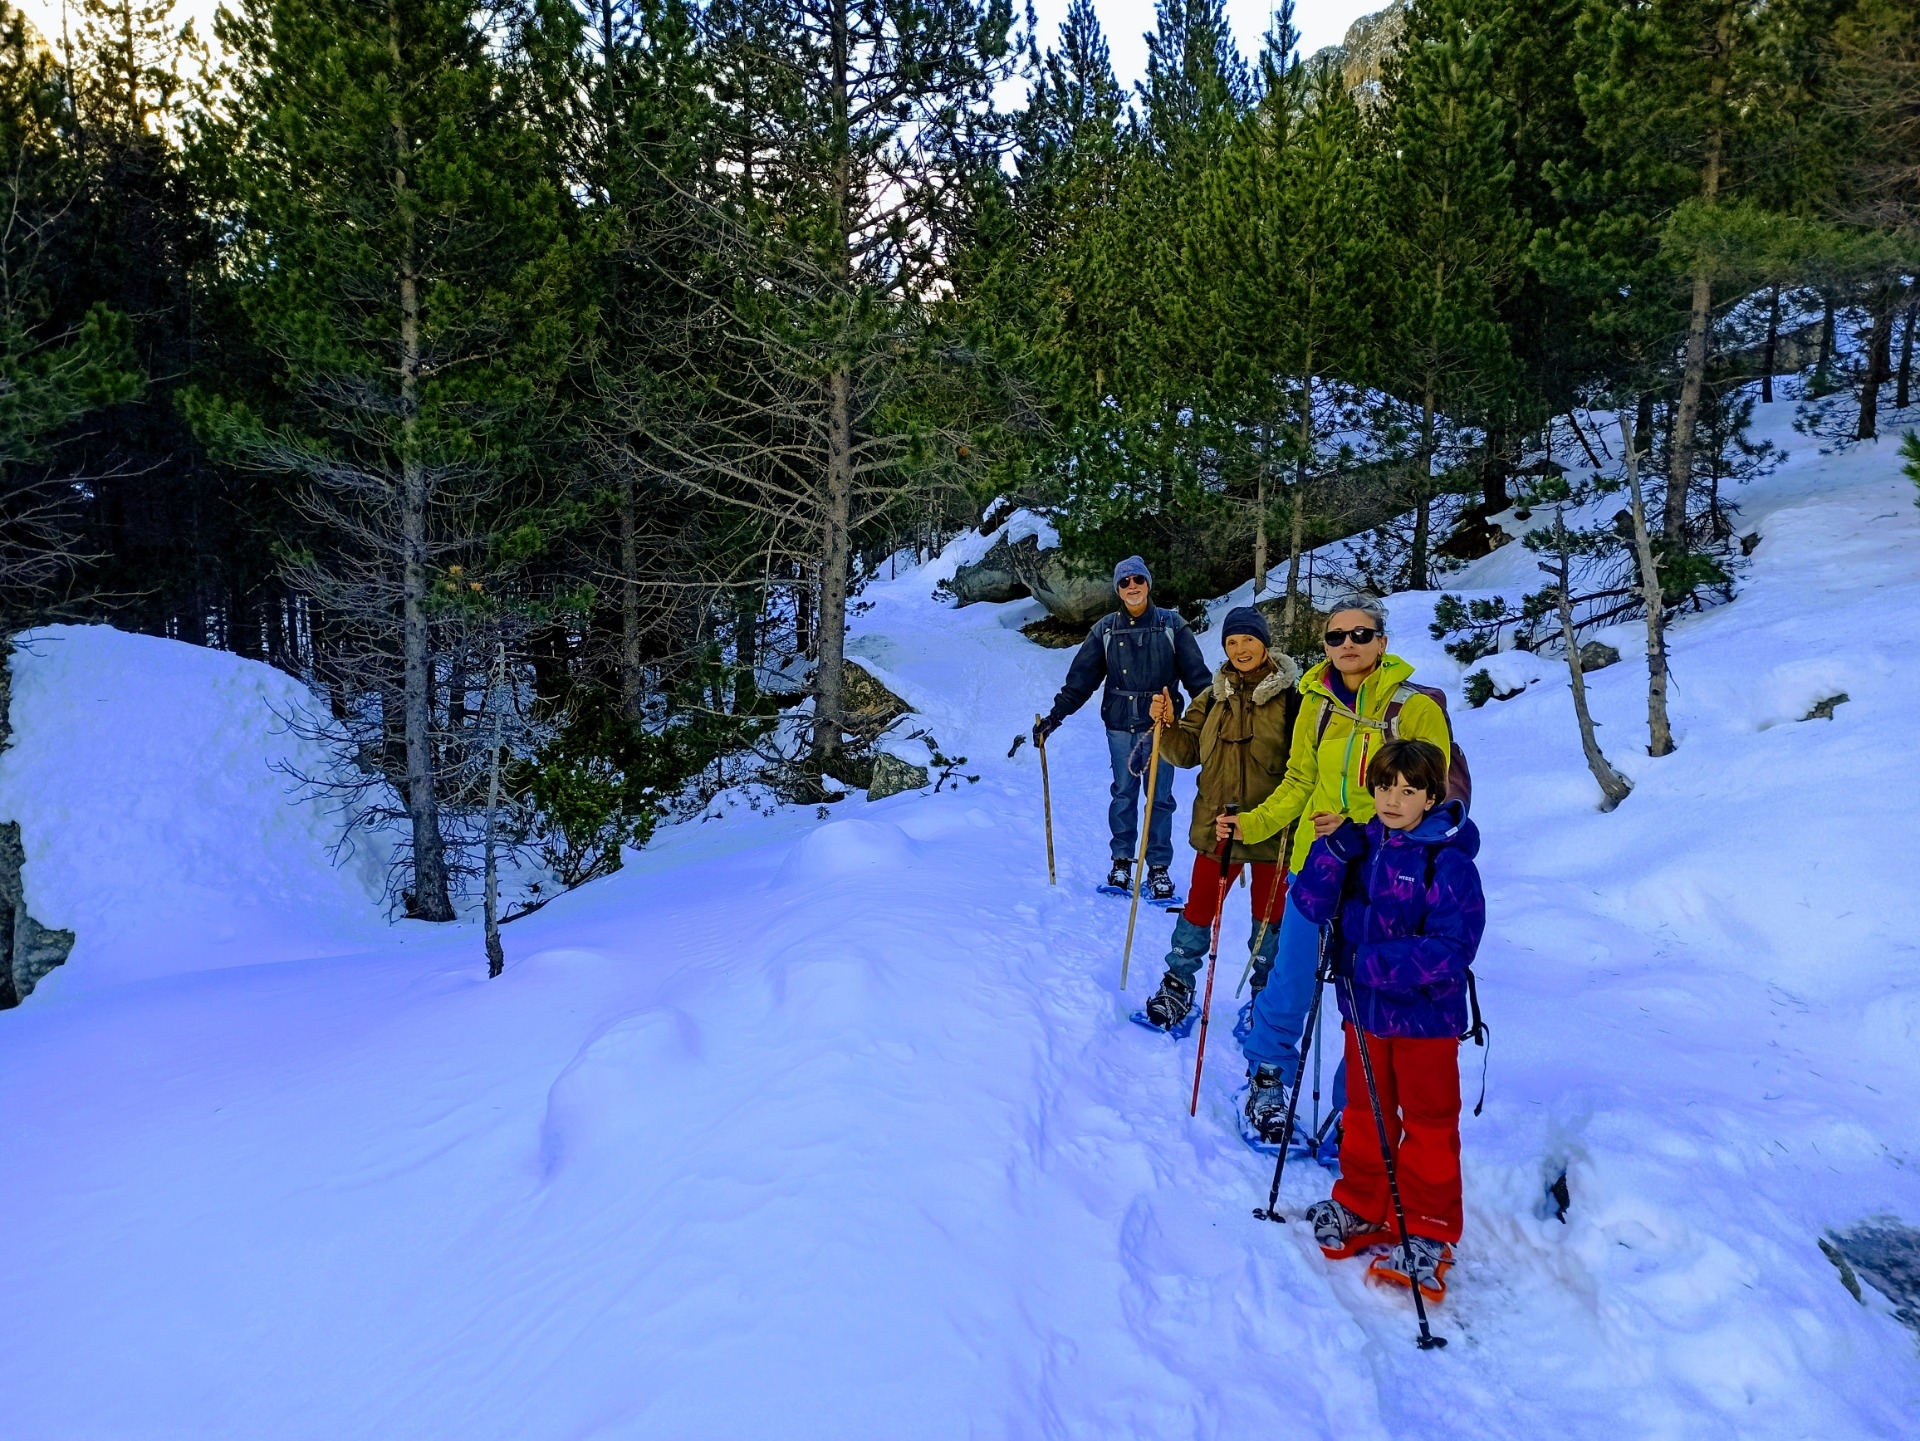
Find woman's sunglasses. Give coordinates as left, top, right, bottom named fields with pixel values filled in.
left=1323, top=627, right=1381, bottom=647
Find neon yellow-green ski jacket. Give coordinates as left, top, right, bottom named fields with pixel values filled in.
left=1237, top=654, right=1452, bottom=873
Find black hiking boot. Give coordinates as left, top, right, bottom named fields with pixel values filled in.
left=1144, top=972, right=1194, bottom=1031
left=1105, top=858, right=1132, bottom=890
left=1243, top=1064, right=1295, bottom=1146
left=1146, top=865, right=1176, bottom=902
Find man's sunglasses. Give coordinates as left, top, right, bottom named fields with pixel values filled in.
left=1117, top=575, right=1149, bottom=589
left=1323, top=626, right=1381, bottom=647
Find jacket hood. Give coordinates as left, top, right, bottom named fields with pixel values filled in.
left=1387, top=798, right=1479, bottom=859
left=1212, top=654, right=1300, bottom=707
left=1301, top=653, right=1416, bottom=705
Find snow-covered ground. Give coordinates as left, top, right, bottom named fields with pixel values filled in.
left=2, top=390, right=1917, bottom=1437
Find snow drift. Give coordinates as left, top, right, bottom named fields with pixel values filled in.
left=0, top=625, right=387, bottom=993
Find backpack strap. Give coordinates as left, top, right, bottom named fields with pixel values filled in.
left=1384, top=682, right=1421, bottom=740
left=1464, top=969, right=1489, bottom=1116
left=1418, top=836, right=1489, bottom=1114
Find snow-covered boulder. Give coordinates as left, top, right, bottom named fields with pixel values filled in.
left=945, top=511, right=1115, bottom=626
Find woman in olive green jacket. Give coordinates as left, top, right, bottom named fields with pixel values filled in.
left=1137, top=605, right=1301, bottom=1032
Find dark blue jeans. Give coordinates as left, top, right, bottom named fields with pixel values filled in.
left=1106, top=727, right=1176, bottom=867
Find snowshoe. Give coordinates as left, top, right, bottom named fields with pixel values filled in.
left=1237, top=1066, right=1295, bottom=1153
left=1096, top=859, right=1133, bottom=897
left=1145, top=865, right=1180, bottom=907
left=1141, top=972, right=1193, bottom=1031
left=1303, top=1198, right=1391, bottom=1260
left=1368, top=1236, right=1454, bottom=1304
left=1129, top=1005, right=1197, bottom=1040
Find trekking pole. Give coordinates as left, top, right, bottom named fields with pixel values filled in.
left=1236, top=866, right=1284, bottom=998
left=1032, top=714, right=1056, bottom=886
left=1118, top=717, right=1164, bottom=989
left=1253, top=924, right=1334, bottom=1222
left=1338, top=968, right=1448, bottom=1351
left=1188, top=807, right=1237, bottom=1117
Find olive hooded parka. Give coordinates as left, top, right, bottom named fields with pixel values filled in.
left=1158, top=655, right=1303, bottom=864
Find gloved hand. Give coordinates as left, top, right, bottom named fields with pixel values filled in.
left=1323, top=818, right=1369, bottom=862
left=1032, top=714, right=1060, bottom=748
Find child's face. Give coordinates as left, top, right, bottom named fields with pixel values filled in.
left=1372, top=777, right=1438, bottom=832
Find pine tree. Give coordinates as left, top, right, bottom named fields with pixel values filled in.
left=0, top=2, right=142, bottom=620
left=628, top=0, right=1020, bottom=786
left=1196, top=55, right=1374, bottom=630
left=1377, top=0, right=1527, bottom=589
left=189, top=0, right=581, bottom=918
left=1545, top=0, right=1789, bottom=540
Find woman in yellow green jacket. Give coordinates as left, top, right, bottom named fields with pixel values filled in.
left=1215, top=596, right=1452, bottom=1144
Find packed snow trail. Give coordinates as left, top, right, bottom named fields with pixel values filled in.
left=3, top=394, right=1918, bottom=1437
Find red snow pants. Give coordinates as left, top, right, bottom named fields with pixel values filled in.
left=1332, top=1026, right=1463, bottom=1245
left=1180, top=853, right=1287, bottom=929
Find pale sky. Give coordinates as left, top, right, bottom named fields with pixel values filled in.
left=1040, top=0, right=1383, bottom=88
left=19, top=0, right=1381, bottom=96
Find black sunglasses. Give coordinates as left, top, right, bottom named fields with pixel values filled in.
left=1116, top=575, right=1149, bottom=589
left=1323, top=626, right=1381, bottom=646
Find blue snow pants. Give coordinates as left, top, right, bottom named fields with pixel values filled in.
left=1241, top=874, right=1346, bottom=1108
left=1106, top=727, right=1175, bottom=867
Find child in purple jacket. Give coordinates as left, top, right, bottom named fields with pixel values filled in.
left=1285, top=737, right=1484, bottom=1304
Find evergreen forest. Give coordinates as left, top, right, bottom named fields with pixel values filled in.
left=2, top=0, right=1915, bottom=917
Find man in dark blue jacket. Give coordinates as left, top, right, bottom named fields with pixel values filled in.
left=1033, top=555, right=1211, bottom=900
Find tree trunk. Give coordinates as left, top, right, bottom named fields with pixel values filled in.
left=1620, top=411, right=1673, bottom=757
left=1546, top=510, right=1632, bottom=811
left=1408, top=389, right=1435, bottom=591
left=483, top=641, right=506, bottom=978
left=1761, top=286, right=1779, bottom=402
left=1565, top=410, right=1602, bottom=470
left=619, top=458, right=642, bottom=720
left=734, top=585, right=759, bottom=713
left=811, top=364, right=855, bottom=780
left=1282, top=483, right=1305, bottom=639
left=1480, top=426, right=1510, bottom=511
left=391, top=5, right=453, bottom=923
left=1282, top=359, right=1313, bottom=638
left=1667, top=270, right=1715, bottom=538
left=1856, top=296, right=1893, bottom=440
left=1253, top=422, right=1269, bottom=594
left=793, top=565, right=812, bottom=658
left=1815, top=292, right=1835, bottom=390
left=1898, top=300, right=1915, bottom=411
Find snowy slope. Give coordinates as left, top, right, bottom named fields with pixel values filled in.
left=1, top=392, right=1917, bottom=1438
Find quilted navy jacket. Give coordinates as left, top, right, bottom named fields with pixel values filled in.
left=1290, top=800, right=1485, bottom=1040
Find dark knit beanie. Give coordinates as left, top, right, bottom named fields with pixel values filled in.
left=1221, top=605, right=1271, bottom=647
left=1112, top=555, right=1152, bottom=588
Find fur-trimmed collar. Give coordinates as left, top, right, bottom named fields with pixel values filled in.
left=1213, top=655, right=1300, bottom=707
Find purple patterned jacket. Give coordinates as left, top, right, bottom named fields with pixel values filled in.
left=1290, top=800, right=1485, bottom=1040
